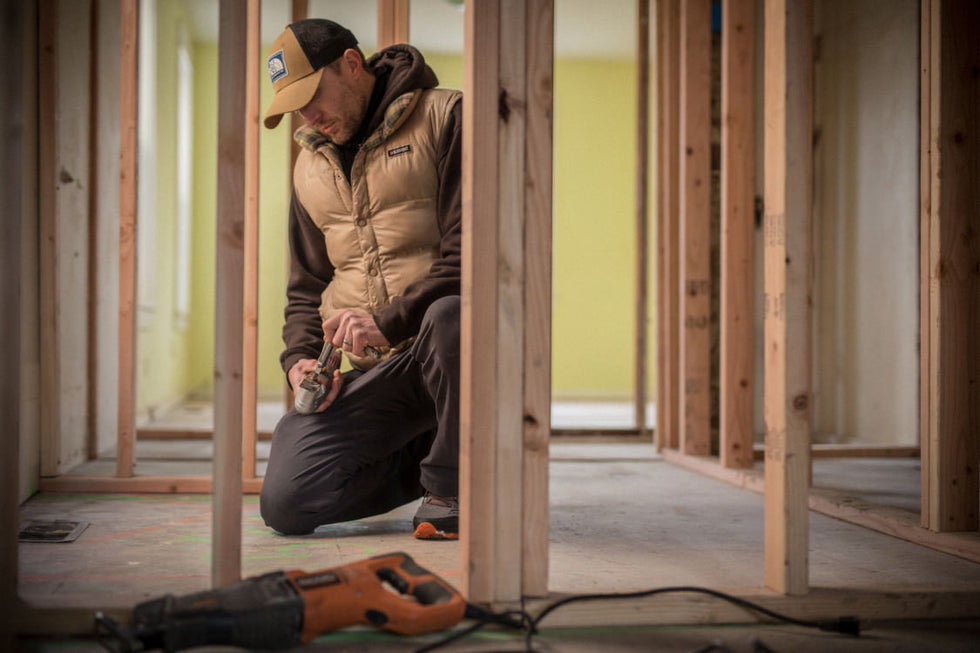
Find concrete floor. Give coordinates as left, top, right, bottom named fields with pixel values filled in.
left=16, top=442, right=980, bottom=651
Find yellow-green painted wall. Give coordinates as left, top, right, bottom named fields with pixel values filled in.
left=425, top=54, right=655, bottom=400
left=187, top=41, right=292, bottom=401
left=139, top=42, right=654, bottom=414
left=552, top=58, right=645, bottom=399
left=136, top=0, right=196, bottom=414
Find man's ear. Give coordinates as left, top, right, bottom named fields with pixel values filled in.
left=342, top=48, right=362, bottom=74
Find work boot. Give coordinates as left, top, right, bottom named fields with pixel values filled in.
left=412, top=493, right=459, bottom=540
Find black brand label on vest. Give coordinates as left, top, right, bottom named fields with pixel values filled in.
left=387, top=144, right=411, bottom=158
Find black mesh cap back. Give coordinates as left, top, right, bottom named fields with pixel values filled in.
left=290, top=19, right=359, bottom=69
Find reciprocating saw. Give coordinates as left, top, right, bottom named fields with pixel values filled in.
left=95, top=552, right=476, bottom=652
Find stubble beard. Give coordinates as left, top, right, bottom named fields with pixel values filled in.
left=322, top=80, right=371, bottom=147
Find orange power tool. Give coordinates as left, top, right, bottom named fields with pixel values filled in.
left=96, top=552, right=472, bottom=652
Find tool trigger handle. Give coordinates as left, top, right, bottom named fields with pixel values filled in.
left=375, top=564, right=454, bottom=606
left=363, top=552, right=466, bottom=634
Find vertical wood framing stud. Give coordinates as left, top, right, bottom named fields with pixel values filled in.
left=719, top=0, right=756, bottom=468
left=212, top=0, right=249, bottom=587
left=657, top=0, right=681, bottom=451
left=117, top=0, right=138, bottom=478
left=762, top=0, right=813, bottom=595
left=678, top=0, right=712, bottom=456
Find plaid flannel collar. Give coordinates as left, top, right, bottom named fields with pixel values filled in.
left=293, top=91, right=419, bottom=154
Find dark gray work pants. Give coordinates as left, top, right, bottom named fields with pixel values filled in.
left=260, top=295, right=460, bottom=535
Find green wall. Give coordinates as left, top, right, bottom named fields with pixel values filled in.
left=136, top=0, right=196, bottom=413
left=139, top=41, right=655, bottom=413
left=426, top=53, right=655, bottom=400
left=187, top=42, right=292, bottom=401
left=552, top=58, right=647, bottom=398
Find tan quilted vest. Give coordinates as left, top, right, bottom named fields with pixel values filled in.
left=293, top=87, right=461, bottom=369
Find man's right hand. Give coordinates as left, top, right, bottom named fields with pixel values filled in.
left=288, top=357, right=343, bottom=413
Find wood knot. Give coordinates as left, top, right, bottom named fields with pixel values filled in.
left=499, top=89, right=510, bottom=122
left=792, top=394, right=808, bottom=411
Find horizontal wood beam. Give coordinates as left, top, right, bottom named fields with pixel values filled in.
left=39, top=475, right=263, bottom=494
left=662, top=449, right=980, bottom=564
left=753, top=444, right=920, bottom=460
left=137, top=427, right=273, bottom=440
left=16, top=588, right=980, bottom=636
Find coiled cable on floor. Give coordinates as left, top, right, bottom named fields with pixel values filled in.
left=415, top=586, right=861, bottom=653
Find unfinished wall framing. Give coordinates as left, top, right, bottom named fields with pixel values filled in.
left=10, top=0, right=980, bottom=636
left=658, top=0, right=979, bottom=569
left=919, top=0, right=980, bottom=535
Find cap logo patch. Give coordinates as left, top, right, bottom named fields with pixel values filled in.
left=387, top=144, right=411, bottom=158
left=268, top=50, right=288, bottom=84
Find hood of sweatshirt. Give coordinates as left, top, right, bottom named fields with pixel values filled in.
left=294, top=44, right=439, bottom=155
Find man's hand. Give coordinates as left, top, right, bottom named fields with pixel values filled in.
left=288, top=357, right=343, bottom=413
left=323, top=309, right=390, bottom=355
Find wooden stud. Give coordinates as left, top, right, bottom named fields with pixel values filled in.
left=37, top=0, right=94, bottom=477
left=634, top=0, right=650, bottom=436
left=522, top=0, right=553, bottom=598
left=921, top=0, right=980, bottom=533
left=378, top=0, right=410, bottom=49
left=38, top=0, right=60, bottom=478
left=656, top=0, right=681, bottom=451
left=242, top=0, right=260, bottom=481
left=87, top=0, right=101, bottom=462
left=1, top=0, right=29, bottom=645
left=918, top=0, right=933, bottom=529
left=287, top=0, right=308, bottom=164
left=462, top=0, right=552, bottom=604
left=678, top=0, right=712, bottom=456
left=213, top=0, right=248, bottom=587
left=719, top=0, right=755, bottom=468
left=461, top=0, right=517, bottom=604
left=118, top=0, right=138, bottom=478
left=763, top=0, right=813, bottom=595
left=285, top=0, right=308, bottom=413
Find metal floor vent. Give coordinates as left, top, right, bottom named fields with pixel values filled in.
left=18, top=519, right=90, bottom=543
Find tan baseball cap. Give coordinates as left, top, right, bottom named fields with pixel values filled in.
left=264, top=19, right=358, bottom=129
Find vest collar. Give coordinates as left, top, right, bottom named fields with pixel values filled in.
left=293, top=90, right=422, bottom=154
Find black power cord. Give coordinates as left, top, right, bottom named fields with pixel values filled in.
left=416, top=586, right=860, bottom=653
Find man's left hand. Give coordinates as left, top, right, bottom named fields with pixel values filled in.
left=323, top=309, right=390, bottom=355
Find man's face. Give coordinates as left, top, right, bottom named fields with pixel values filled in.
left=297, top=54, right=370, bottom=146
